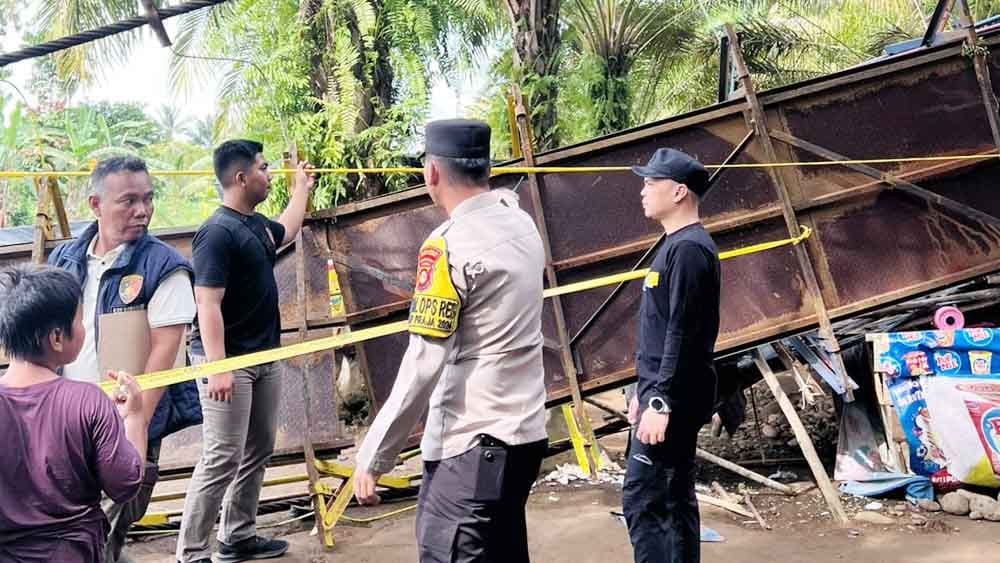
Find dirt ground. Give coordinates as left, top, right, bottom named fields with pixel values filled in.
left=127, top=483, right=1000, bottom=563
left=126, top=422, right=1000, bottom=563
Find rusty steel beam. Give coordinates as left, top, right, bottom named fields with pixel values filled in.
left=770, top=130, right=1000, bottom=231
left=724, top=24, right=855, bottom=402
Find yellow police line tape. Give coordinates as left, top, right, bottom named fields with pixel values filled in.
left=98, top=225, right=812, bottom=396
left=2, top=153, right=998, bottom=179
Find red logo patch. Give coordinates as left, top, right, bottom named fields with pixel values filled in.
left=415, top=246, right=442, bottom=292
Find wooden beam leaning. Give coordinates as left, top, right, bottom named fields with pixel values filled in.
left=752, top=348, right=849, bottom=525
left=955, top=0, right=1000, bottom=149
left=770, top=130, right=1000, bottom=231
left=287, top=148, right=333, bottom=548
left=723, top=25, right=854, bottom=402
left=140, top=0, right=173, bottom=47
left=31, top=176, right=54, bottom=264
left=511, top=83, right=602, bottom=474
left=46, top=177, right=71, bottom=238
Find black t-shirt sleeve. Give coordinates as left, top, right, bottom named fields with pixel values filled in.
left=266, top=218, right=286, bottom=247
left=653, top=242, right=713, bottom=406
left=192, top=223, right=233, bottom=288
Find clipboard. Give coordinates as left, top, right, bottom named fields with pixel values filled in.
left=98, top=310, right=186, bottom=375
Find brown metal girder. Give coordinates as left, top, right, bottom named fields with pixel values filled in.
left=725, top=24, right=854, bottom=402
left=770, top=130, right=1000, bottom=231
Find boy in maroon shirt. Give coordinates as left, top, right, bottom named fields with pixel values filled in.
left=0, top=266, right=146, bottom=562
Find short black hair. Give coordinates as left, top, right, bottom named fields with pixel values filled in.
left=213, top=139, right=264, bottom=187
left=0, top=266, right=81, bottom=361
left=430, top=155, right=490, bottom=186
left=91, top=156, right=149, bottom=197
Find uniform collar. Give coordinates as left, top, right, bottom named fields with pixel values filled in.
left=450, top=189, right=518, bottom=219
left=86, top=235, right=128, bottom=265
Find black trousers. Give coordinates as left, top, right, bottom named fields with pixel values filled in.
left=622, top=419, right=701, bottom=563
left=416, top=437, right=547, bottom=563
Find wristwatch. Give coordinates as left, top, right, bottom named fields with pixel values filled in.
left=648, top=396, right=671, bottom=414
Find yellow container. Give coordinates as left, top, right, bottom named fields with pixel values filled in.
left=328, top=259, right=346, bottom=317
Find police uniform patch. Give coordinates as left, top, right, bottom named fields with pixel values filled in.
left=119, top=274, right=143, bottom=304
left=409, top=238, right=461, bottom=338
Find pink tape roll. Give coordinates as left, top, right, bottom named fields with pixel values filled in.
left=934, top=306, right=965, bottom=330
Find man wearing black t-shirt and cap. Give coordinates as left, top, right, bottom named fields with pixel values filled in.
left=176, top=140, right=314, bottom=563
left=623, top=148, right=721, bottom=563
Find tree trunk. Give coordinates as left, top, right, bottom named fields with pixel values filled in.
left=504, top=0, right=562, bottom=151
left=593, top=56, right=632, bottom=135
left=299, top=0, right=392, bottom=200
left=298, top=0, right=327, bottom=108
left=345, top=3, right=391, bottom=200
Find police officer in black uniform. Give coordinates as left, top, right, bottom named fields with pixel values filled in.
left=623, top=148, right=721, bottom=563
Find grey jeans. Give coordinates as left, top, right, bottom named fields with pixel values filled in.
left=101, top=441, right=161, bottom=562
left=175, top=357, right=281, bottom=563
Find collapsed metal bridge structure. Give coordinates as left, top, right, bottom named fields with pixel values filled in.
left=5, top=0, right=1000, bottom=538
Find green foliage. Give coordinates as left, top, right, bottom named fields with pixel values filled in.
left=0, top=96, right=214, bottom=229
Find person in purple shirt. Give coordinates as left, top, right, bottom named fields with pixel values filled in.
left=0, top=265, right=147, bottom=563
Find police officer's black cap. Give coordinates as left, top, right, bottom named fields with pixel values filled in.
left=631, top=148, right=710, bottom=197
left=424, top=119, right=491, bottom=160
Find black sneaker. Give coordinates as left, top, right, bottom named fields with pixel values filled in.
left=216, top=535, right=289, bottom=562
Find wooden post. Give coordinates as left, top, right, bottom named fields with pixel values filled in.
left=753, top=348, right=849, bottom=525
left=31, top=176, right=54, bottom=264
left=46, top=177, right=70, bottom=238
left=511, top=83, right=602, bottom=474
left=724, top=25, right=854, bottom=402
left=287, top=147, right=333, bottom=548
left=955, top=0, right=1000, bottom=149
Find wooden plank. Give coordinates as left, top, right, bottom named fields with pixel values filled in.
left=725, top=24, right=855, bottom=402
left=46, top=177, right=70, bottom=238
left=696, top=492, right=754, bottom=518
left=695, top=448, right=795, bottom=495
left=288, top=146, right=333, bottom=549
left=752, top=348, right=849, bottom=525
left=744, top=492, right=772, bottom=530
left=956, top=0, right=1000, bottom=150
left=512, top=83, right=602, bottom=472
left=30, top=176, right=54, bottom=264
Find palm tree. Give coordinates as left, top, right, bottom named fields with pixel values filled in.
left=33, top=1, right=147, bottom=94
left=189, top=114, right=218, bottom=147
left=154, top=104, right=193, bottom=142
left=565, top=0, right=694, bottom=135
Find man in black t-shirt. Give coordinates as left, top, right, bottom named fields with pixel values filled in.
left=623, top=148, right=720, bottom=563
left=176, top=140, right=314, bottom=563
